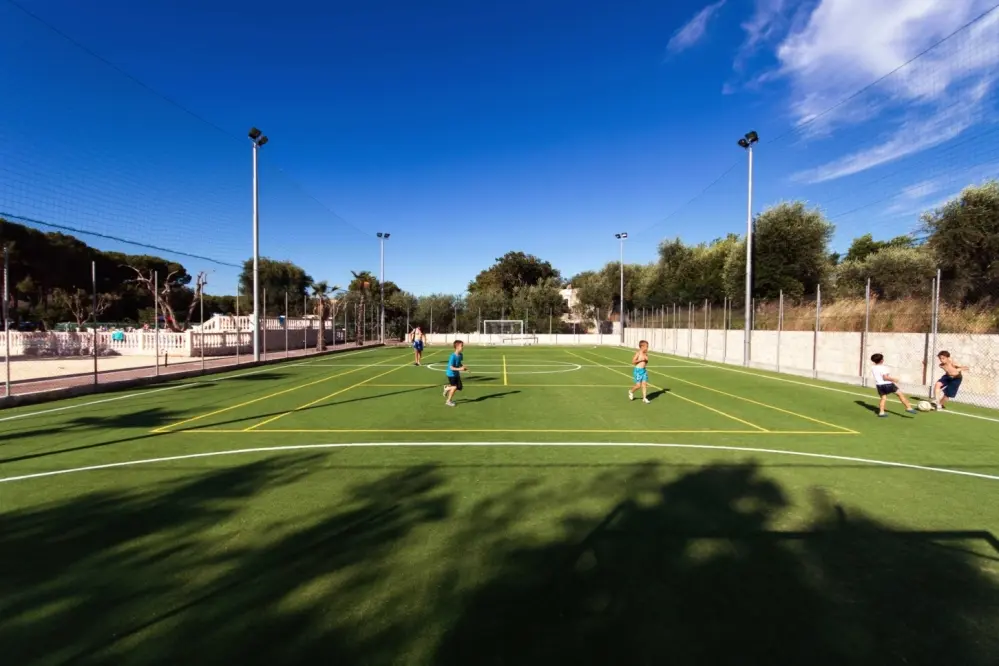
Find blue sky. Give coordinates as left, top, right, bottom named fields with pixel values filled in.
left=1, top=0, right=997, bottom=296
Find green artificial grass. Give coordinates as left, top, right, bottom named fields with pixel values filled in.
left=2, top=345, right=998, bottom=665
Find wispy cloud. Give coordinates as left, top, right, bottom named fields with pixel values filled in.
left=792, top=80, right=991, bottom=183
left=666, top=0, right=727, bottom=55
left=774, top=0, right=999, bottom=128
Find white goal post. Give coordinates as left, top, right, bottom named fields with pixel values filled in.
left=482, top=320, right=537, bottom=345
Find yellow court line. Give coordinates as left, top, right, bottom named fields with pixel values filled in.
left=503, top=355, right=508, bottom=386
left=567, top=350, right=770, bottom=433
left=244, top=352, right=441, bottom=431
left=151, top=352, right=413, bottom=433
left=188, top=428, right=854, bottom=435
left=589, top=349, right=856, bottom=434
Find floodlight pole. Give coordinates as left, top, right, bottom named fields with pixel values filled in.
left=739, top=131, right=758, bottom=367
left=249, top=127, right=268, bottom=362
left=615, top=232, right=628, bottom=344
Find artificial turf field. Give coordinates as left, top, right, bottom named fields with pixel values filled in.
left=2, top=344, right=998, bottom=665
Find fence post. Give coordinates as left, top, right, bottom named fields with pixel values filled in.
left=262, top=288, right=267, bottom=361
left=930, top=269, right=941, bottom=398
left=92, top=261, right=98, bottom=385
left=672, top=303, right=678, bottom=354
left=703, top=299, right=709, bottom=359
left=235, top=286, right=239, bottom=366
left=812, top=284, right=821, bottom=379
left=153, top=272, right=161, bottom=375
left=430, top=305, right=434, bottom=339
left=721, top=297, right=727, bottom=362
left=687, top=302, right=693, bottom=357
left=304, top=294, right=309, bottom=352
left=861, top=278, right=871, bottom=386
left=3, top=246, right=9, bottom=396
left=777, top=290, right=783, bottom=373
left=200, top=283, right=206, bottom=374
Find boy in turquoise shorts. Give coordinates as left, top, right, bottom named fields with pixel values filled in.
left=629, top=340, right=650, bottom=404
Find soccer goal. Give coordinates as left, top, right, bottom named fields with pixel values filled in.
left=482, top=319, right=537, bottom=345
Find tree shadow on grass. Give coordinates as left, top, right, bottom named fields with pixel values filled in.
left=0, top=407, right=188, bottom=465
left=1, top=459, right=452, bottom=666
left=434, top=462, right=999, bottom=666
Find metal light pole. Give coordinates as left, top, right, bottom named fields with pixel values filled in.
left=249, top=127, right=268, bottom=362
left=377, top=232, right=390, bottom=343
left=615, top=232, right=628, bottom=344
left=738, top=130, right=759, bottom=367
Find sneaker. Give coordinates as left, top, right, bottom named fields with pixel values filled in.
left=643, top=398, right=650, bottom=404
left=628, top=391, right=634, bottom=401
left=877, top=413, right=888, bottom=418
left=906, top=408, right=917, bottom=414
left=445, top=401, right=456, bottom=407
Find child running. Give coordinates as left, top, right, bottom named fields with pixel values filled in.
left=870, top=353, right=917, bottom=417
left=442, top=339, right=468, bottom=407
left=629, top=340, right=651, bottom=404
left=411, top=326, right=425, bottom=366
left=933, top=350, right=968, bottom=410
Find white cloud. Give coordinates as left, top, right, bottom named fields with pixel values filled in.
left=733, top=0, right=789, bottom=71
left=728, top=0, right=999, bottom=182
left=775, top=0, right=999, bottom=126
left=666, top=1, right=727, bottom=54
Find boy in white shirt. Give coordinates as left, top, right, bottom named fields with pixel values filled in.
left=870, top=353, right=917, bottom=418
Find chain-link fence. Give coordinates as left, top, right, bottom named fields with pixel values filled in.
left=621, top=275, right=999, bottom=410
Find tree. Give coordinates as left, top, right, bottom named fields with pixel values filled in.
left=844, top=233, right=916, bottom=263
left=835, top=246, right=936, bottom=300
left=570, top=271, right=613, bottom=329
left=238, top=258, right=313, bottom=313
left=724, top=202, right=834, bottom=302
left=125, top=266, right=206, bottom=331
left=921, top=180, right=999, bottom=304
left=310, top=281, right=342, bottom=352
left=465, top=288, right=510, bottom=324
left=51, top=288, right=118, bottom=327
left=468, top=251, right=561, bottom=298
left=511, top=277, right=567, bottom=331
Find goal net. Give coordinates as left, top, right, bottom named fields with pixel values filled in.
left=482, top=320, right=535, bottom=345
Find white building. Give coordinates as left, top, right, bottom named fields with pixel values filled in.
left=560, top=286, right=580, bottom=323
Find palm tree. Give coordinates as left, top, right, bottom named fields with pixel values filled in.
left=350, top=270, right=374, bottom=345
left=310, top=281, right=341, bottom=352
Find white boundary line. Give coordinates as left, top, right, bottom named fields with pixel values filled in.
left=424, top=362, right=583, bottom=375
left=642, top=350, right=999, bottom=425
left=2, top=442, right=998, bottom=484
left=0, top=347, right=389, bottom=425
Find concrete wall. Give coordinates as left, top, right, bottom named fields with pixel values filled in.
left=624, top=327, right=999, bottom=410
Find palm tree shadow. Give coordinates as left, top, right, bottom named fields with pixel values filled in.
left=433, top=462, right=999, bottom=665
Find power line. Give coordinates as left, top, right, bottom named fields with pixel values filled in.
left=4, top=0, right=374, bottom=240
left=0, top=212, right=242, bottom=268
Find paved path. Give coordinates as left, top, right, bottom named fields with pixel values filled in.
left=0, top=343, right=388, bottom=398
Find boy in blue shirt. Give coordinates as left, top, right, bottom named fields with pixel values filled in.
left=442, top=339, right=468, bottom=407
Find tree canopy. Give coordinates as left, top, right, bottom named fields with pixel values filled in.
left=468, top=251, right=561, bottom=297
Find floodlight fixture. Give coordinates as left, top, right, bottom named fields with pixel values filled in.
left=257, top=135, right=269, bottom=147
left=249, top=127, right=262, bottom=140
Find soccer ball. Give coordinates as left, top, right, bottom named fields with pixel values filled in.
left=917, top=401, right=933, bottom=412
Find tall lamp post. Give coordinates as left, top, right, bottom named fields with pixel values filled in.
left=737, top=130, right=758, bottom=367
left=615, top=232, right=628, bottom=344
left=377, top=232, right=390, bottom=343
left=249, top=127, right=269, bottom=362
